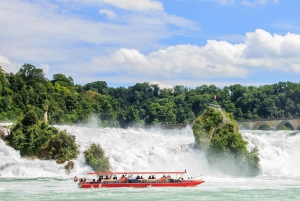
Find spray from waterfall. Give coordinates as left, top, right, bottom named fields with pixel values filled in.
left=1, top=121, right=300, bottom=178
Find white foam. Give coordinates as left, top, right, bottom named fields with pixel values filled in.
left=242, top=130, right=300, bottom=177
left=1, top=125, right=300, bottom=179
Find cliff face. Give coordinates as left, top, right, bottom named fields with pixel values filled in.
left=192, top=107, right=260, bottom=176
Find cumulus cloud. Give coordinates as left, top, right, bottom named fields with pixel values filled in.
left=94, top=45, right=248, bottom=80
left=92, top=29, right=300, bottom=82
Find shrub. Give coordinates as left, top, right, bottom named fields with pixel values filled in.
left=84, top=143, right=110, bottom=172
left=38, top=130, right=79, bottom=163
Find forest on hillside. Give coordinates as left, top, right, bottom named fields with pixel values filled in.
left=0, top=64, right=300, bottom=128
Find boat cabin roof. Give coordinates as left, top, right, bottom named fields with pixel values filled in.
left=87, top=171, right=187, bottom=175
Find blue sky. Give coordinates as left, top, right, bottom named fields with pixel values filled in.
left=1, top=0, right=300, bottom=88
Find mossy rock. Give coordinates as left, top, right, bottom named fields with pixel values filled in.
left=84, top=143, right=110, bottom=172
left=38, top=130, right=79, bottom=163
left=192, top=107, right=260, bottom=176
left=65, top=161, right=74, bottom=174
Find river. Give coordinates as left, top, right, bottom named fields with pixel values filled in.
left=1, top=124, right=300, bottom=200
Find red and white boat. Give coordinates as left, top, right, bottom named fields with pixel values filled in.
left=76, top=171, right=204, bottom=188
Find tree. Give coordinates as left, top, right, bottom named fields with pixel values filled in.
left=148, top=103, right=162, bottom=124
left=52, top=73, right=75, bottom=90
left=22, top=110, right=38, bottom=127
left=83, top=81, right=109, bottom=95
left=16, top=64, right=46, bottom=86
left=124, top=106, right=139, bottom=125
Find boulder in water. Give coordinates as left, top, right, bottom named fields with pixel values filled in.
left=192, top=107, right=260, bottom=176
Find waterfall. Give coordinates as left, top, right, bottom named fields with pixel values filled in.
left=1, top=123, right=300, bottom=178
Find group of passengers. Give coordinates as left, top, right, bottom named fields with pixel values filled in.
left=135, top=175, right=144, bottom=179
left=81, top=174, right=184, bottom=184
left=148, top=175, right=156, bottom=179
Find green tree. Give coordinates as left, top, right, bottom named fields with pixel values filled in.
left=124, top=106, right=140, bottom=125
left=16, top=64, right=47, bottom=87
left=83, top=81, right=109, bottom=95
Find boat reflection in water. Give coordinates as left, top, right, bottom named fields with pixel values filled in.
left=76, top=171, right=205, bottom=188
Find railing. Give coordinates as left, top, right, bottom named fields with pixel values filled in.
left=236, top=116, right=300, bottom=122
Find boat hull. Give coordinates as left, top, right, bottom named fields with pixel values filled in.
left=79, top=180, right=204, bottom=188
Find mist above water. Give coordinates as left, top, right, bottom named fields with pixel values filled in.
left=1, top=122, right=300, bottom=179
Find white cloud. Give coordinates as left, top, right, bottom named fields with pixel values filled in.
left=0, top=54, right=50, bottom=75
left=91, top=29, right=300, bottom=82
left=244, top=29, right=300, bottom=60
left=99, top=9, right=117, bottom=19
left=99, top=0, right=163, bottom=11
left=0, top=0, right=196, bottom=64
left=62, top=0, right=163, bottom=11
left=0, top=1, right=296, bottom=88
left=0, top=54, right=20, bottom=73
left=272, top=21, right=300, bottom=33
left=148, top=81, right=173, bottom=89
left=38, top=63, right=50, bottom=74
left=241, top=0, right=279, bottom=6
left=287, top=64, right=300, bottom=74
left=218, top=0, right=235, bottom=4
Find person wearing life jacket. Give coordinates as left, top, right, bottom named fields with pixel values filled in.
left=74, top=176, right=78, bottom=182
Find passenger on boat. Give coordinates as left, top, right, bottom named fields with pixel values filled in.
left=151, top=175, right=155, bottom=179
left=163, top=174, right=166, bottom=178
left=98, top=176, right=102, bottom=183
left=105, top=175, right=109, bottom=179
left=148, top=175, right=151, bottom=179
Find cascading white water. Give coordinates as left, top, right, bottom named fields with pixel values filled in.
left=242, top=130, right=300, bottom=177
left=1, top=122, right=300, bottom=179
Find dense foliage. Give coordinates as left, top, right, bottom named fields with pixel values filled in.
left=192, top=108, right=260, bottom=176
left=37, top=130, right=79, bottom=163
left=6, top=110, right=79, bottom=163
left=1, top=64, right=300, bottom=126
left=84, top=143, right=110, bottom=172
